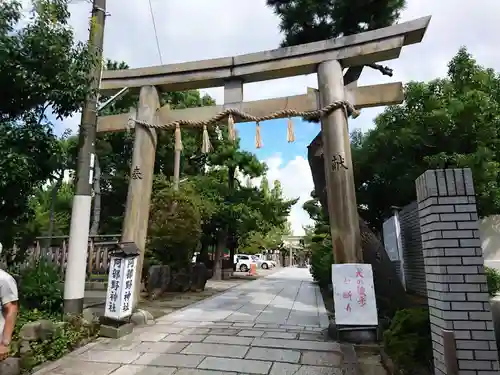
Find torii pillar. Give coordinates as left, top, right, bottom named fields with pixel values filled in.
left=317, top=61, right=363, bottom=264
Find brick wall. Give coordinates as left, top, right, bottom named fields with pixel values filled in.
left=399, top=201, right=427, bottom=297
left=416, top=168, right=499, bottom=375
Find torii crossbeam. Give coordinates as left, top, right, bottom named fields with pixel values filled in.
left=91, top=16, right=430, bottom=311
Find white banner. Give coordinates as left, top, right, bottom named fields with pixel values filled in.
left=331, top=263, right=378, bottom=326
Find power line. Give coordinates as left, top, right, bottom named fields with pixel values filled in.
left=148, top=0, right=163, bottom=64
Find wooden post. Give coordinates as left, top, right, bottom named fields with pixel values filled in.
left=317, top=60, right=362, bottom=264
left=121, top=85, right=159, bottom=308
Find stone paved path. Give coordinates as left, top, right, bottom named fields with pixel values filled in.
left=36, top=267, right=359, bottom=375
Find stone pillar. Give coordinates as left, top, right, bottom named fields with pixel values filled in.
left=122, top=85, right=159, bottom=308
left=415, top=168, right=499, bottom=375
left=317, top=60, right=362, bottom=264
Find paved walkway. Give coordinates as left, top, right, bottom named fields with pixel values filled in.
left=36, top=268, right=359, bottom=375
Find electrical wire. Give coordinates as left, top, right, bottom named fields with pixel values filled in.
left=148, top=0, right=164, bottom=64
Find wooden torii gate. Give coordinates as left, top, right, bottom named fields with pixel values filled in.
left=96, top=16, right=431, bottom=307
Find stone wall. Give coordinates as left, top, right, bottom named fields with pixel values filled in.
left=416, top=168, right=499, bottom=375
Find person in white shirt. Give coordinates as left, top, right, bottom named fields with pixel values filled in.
left=0, top=244, right=18, bottom=361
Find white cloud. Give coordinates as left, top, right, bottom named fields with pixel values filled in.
left=58, top=0, right=500, bottom=234
left=253, top=154, right=314, bottom=236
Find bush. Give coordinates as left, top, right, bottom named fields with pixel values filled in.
left=11, top=312, right=98, bottom=372
left=485, top=266, right=500, bottom=297
left=309, top=234, right=333, bottom=288
left=15, top=258, right=63, bottom=314
left=148, top=186, right=202, bottom=271
left=383, top=308, right=433, bottom=374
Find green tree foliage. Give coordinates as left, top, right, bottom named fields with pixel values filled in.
left=28, top=181, right=74, bottom=238
left=486, top=267, right=500, bottom=297
left=148, top=177, right=202, bottom=271
left=353, top=48, right=500, bottom=230
left=0, top=0, right=95, bottom=247
left=267, top=0, right=406, bottom=46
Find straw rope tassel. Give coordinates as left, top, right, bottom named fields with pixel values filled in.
left=175, top=124, right=183, bottom=151
left=201, top=124, right=212, bottom=153
left=227, top=114, right=236, bottom=141
left=287, top=117, right=295, bottom=143
left=255, top=122, right=263, bottom=149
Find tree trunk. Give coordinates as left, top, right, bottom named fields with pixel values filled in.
left=90, top=156, right=101, bottom=235
left=213, top=230, right=226, bottom=280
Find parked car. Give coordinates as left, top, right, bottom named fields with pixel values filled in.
left=234, top=254, right=256, bottom=272
left=252, top=254, right=276, bottom=269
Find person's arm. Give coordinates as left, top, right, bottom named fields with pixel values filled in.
left=1, top=275, right=18, bottom=347
left=1, top=302, right=17, bottom=346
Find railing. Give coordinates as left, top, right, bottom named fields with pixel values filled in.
left=11, top=234, right=121, bottom=280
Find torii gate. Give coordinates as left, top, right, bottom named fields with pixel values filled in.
left=94, top=16, right=430, bottom=307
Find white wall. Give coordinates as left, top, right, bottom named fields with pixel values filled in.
left=479, top=215, right=500, bottom=273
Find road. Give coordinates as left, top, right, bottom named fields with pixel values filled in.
left=36, top=267, right=359, bottom=375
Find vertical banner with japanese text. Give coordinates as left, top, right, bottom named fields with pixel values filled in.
left=331, top=263, right=378, bottom=326
left=104, top=255, right=138, bottom=320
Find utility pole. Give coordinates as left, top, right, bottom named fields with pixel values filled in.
left=64, top=0, right=106, bottom=314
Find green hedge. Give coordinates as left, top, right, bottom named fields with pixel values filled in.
left=486, top=266, right=500, bottom=296
left=383, top=307, right=433, bottom=374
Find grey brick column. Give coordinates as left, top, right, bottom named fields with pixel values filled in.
left=415, top=168, right=499, bottom=375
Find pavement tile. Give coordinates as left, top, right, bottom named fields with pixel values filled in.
left=209, top=328, right=240, bottom=335
left=109, top=364, right=176, bottom=375
left=262, top=331, right=297, bottom=339
left=203, top=335, right=253, bottom=346
left=301, top=350, right=343, bottom=366
left=181, top=343, right=249, bottom=358
left=174, top=370, right=237, bottom=375
left=237, top=330, right=264, bottom=337
left=78, top=350, right=141, bottom=364
left=45, top=360, right=120, bottom=375
left=251, top=337, right=341, bottom=352
left=92, top=339, right=140, bottom=351
left=197, top=357, right=272, bottom=374
left=148, top=325, right=184, bottom=334
left=128, top=332, right=168, bottom=342
left=133, top=353, right=204, bottom=368
left=162, top=334, right=207, bottom=342
left=182, top=328, right=211, bottom=335
left=134, top=341, right=188, bottom=353
left=245, top=347, right=300, bottom=363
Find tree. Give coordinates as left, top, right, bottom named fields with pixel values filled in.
left=353, top=48, right=500, bottom=230
left=148, top=176, right=202, bottom=270
left=204, top=138, right=267, bottom=279
left=266, top=0, right=406, bottom=76
left=0, top=0, right=95, bottom=247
